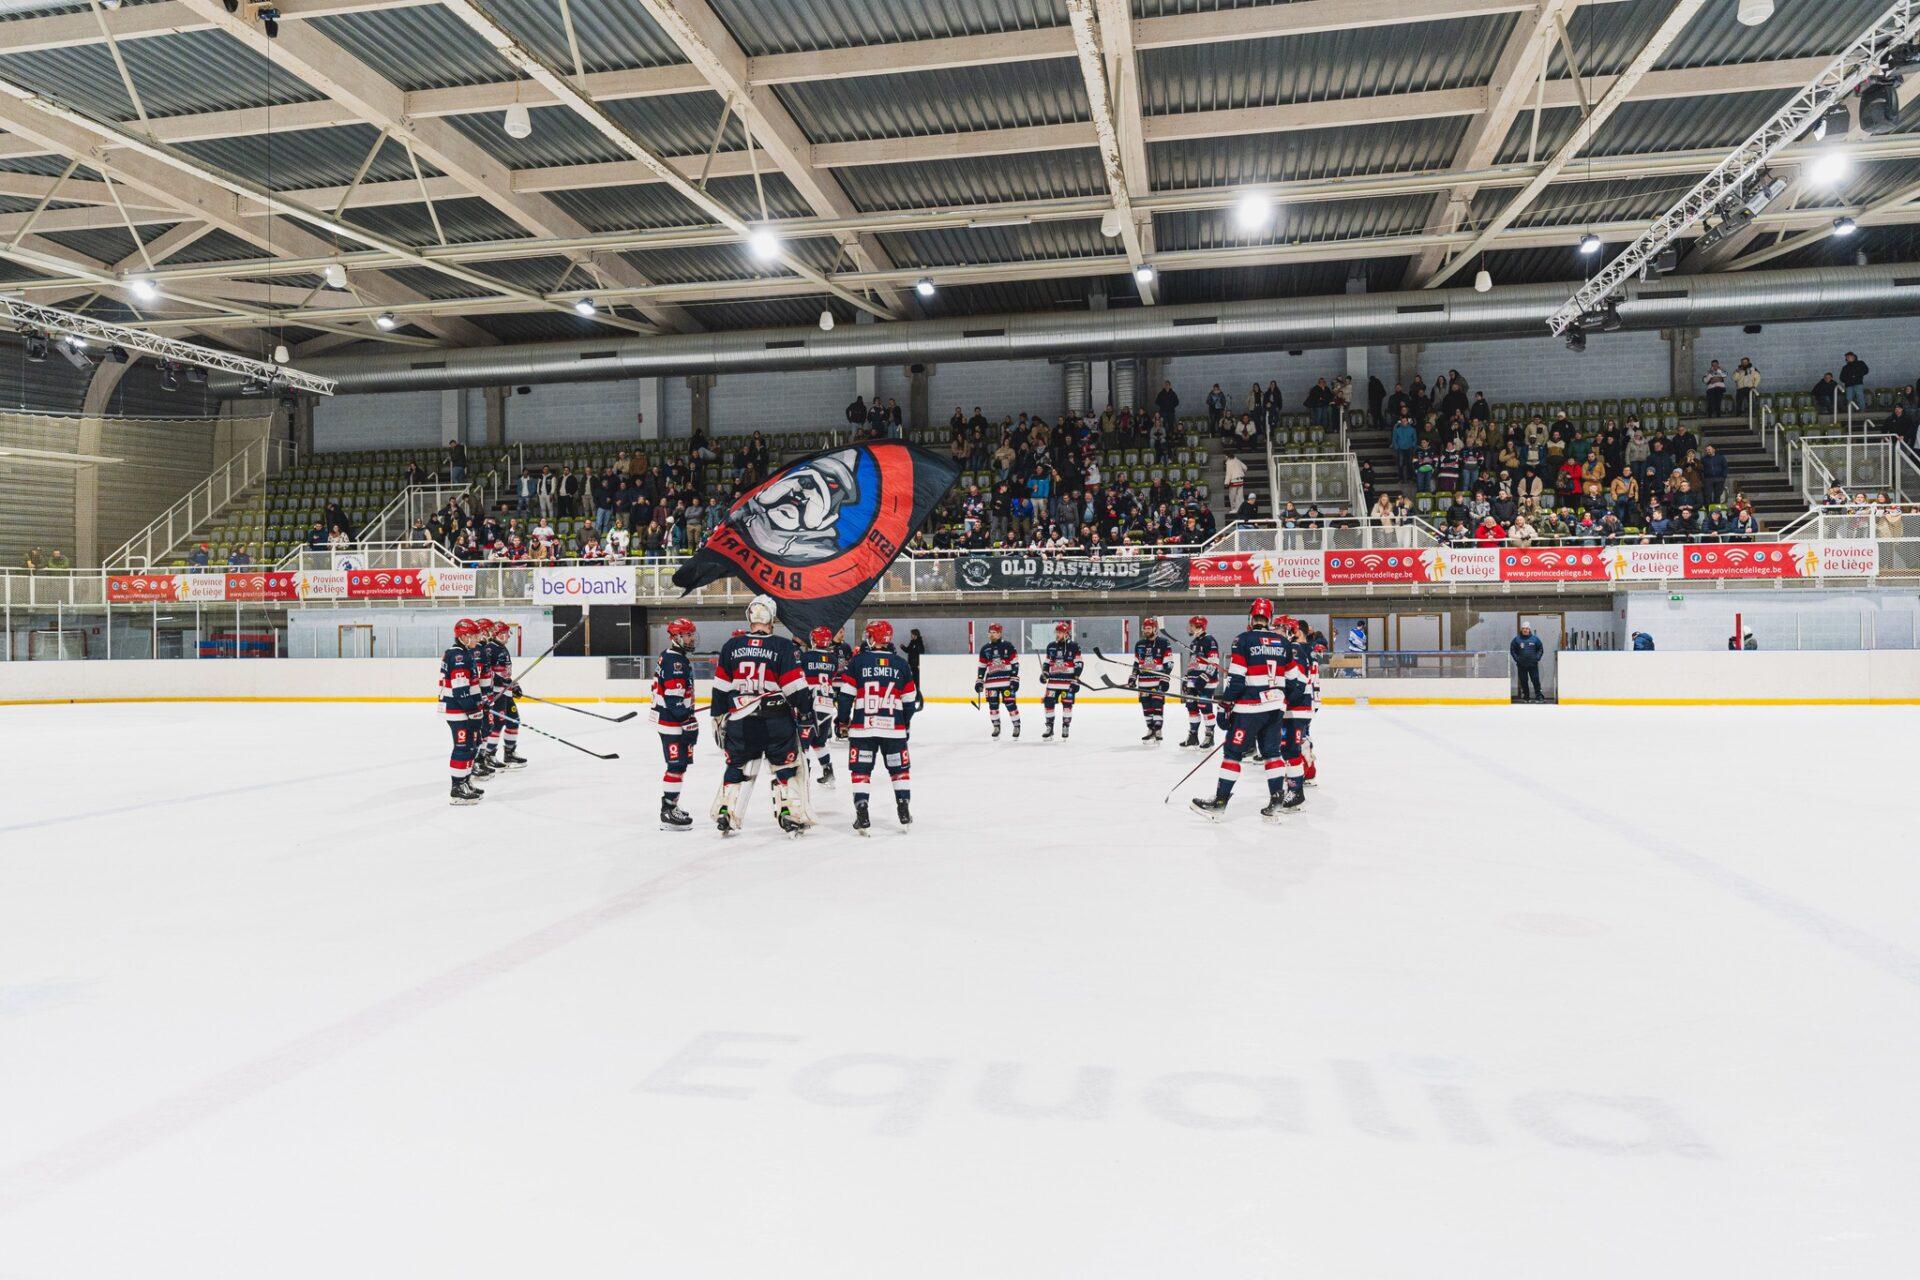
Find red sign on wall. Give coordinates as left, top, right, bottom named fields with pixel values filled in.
left=345, top=568, right=425, bottom=599
left=106, top=574, right=178, bottom=602
left=1322, top=549, right=1429, bottom=585
left=1497, top=548, right=1610, bottom=582
left=223, top=571, right=300, bottom=602
left=1681, top=543, right=1808, bottom=579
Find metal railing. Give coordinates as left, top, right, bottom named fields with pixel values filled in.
left=104, top=433, right=295, bottom=570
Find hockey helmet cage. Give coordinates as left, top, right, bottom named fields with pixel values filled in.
left=746, top=595, right=778, bottom=627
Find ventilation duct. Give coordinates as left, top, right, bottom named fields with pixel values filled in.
left=1111, top=358, right=1140, bottom=413
left=1062, top=360, right=1091, bottom=415
left=227, top=265, right=1920, bottom=396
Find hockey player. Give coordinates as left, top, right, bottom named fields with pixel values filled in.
left=834, top=619, right=917, bottom=834
left=830, top=627, right=855, bottom=675
left=439, top=617, right=487, bottom=805
left=799, top=626, right=840, bottom=788
left=467, top=617, right=498, bottom=780
left=1303, top=632, right=1325, bottom=785
left=710, top=595, right=813, bottom=835
left=1039, top=620, right=1083, bottom=740
left=1276, top=616, right=1312, bottom=808
left=1190, top=598, right=1303, bottom=821
left=1128, top=616, right=1175, bottom=742
left=652, top=616, right=699, bottom=830
left=975, top=622, right=1021, bottom=738
left=484, top=619, right=527, bottom=770
left=1182, top=614, right=1223, bottom=749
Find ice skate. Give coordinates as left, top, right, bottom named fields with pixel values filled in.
left=776, top=805, right=808, bottom=836
left=991, top=720, right=1002, bottom=739
left=1181, top=727, right=1200, bottom=748
left=1189, top=796, right=1228, bottom=821
left=712, top=782, right=742, bottom=835
left=817, top=759, right=836, bottom=789
left=450, top=778, right=484, bottom=806
left=1279, top=784, right=1305, bottom=813
left=471, top=754, right=496, bottom=779
left=896, top=797, right=912, bottom=828
left=1141, top=727, right=1157, bottom=742
left=1042, top=721, right=1055, bottom=740
left=1202, top=729, right=1216, bottom=749
left=1011, top=718, right=1021, bottom=738
left=853, top=799, right=871, bottom=836
left=1062, top=722, right=1071, bottom=739
left=1260, top=795, right=1290, bottom=820
left=660, top=797, right=692, bottom=831
left=499, top=747, right=528, bottom=770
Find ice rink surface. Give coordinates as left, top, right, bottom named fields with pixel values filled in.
left=2, top=698, right=1917, bottom=1278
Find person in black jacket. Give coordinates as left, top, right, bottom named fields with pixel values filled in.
left=1154, top=380, right=1180, bottom=436
left=905, top=628, right=925, bottom=681
left=1305, top=378, right=1335, bottom=429
left=1510, top=623, right=1546, bottom=702
left=1811, top=372, right=1842, bottom=419
left=846, top=395, right=868, bottom=431
left=1840, top=351, right=1870, bottom=412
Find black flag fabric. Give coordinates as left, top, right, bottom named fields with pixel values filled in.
left=672, top=439, right=960, bottom=637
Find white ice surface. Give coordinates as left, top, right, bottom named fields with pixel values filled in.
left=1, top=700, right=1917, bottom=1278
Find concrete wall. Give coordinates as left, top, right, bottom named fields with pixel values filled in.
left=1559, top=650, right=1920, bottom=704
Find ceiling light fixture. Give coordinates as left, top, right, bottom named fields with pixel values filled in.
left=273, top=343, right=291, bottom=364
left=1578, top=233, right=1602, bottom=256
left=374, top=312, right=397, bottom=330
left=1474, top=268, right=1493, bottom=293
left=1134, top=262, right=1156, bottom=285
left=1099, top=210, right=1123, bottom=238
left=574, top=297, right=597, bottom=316
left=818, top=309, right=834, bottom=331
left=1808, top=148, right=1852, bottom=186
left=748, top=227, right=782, bottom=262
left=322, top=263, right=347, bottom=289
left=128, top=275, right=159, bottom=301
left=1832, top=216, right=1859, bottom=237
left=1234, top=191, right=1275, bottom=231
left=915, top=277, right=936, bottom=298
left=1736, top=0, right=1773, bottom=25
left=503, top=103, right=532, bottom=140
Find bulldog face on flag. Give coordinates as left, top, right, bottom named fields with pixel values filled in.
left=736, top=448, right=862, bottom=564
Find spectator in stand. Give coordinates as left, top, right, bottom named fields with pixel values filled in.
left=1243, top=383, right=1264, bottom=431
left=1704, top=359, right=1728, bottom=418
left=1385, top=381, right=1411, bottom=424
left=1701, top=444, right=1729, bottom=506
left=1305, top=377, right=1335, bottom=429
left=536, top=466, right=556, bottom=519
left=1391, top=411, right=1418, bottom=480
left=228, top=546, right=252, bottom=567
left=1886, top=402, right=1918, bottom=448
left=304, top=521, right=328, bottom=550
left=1367, top=374, right=1387, bottom=426
left=1510, top=622, right=1546, bottom=702
left=46, top=548, right=68, bottom=571
left=187, top=543, right=210, bottom=571
left=327, top=525, right=351, bottom=551
left=1412, top=441, right=1438, bottom=493
left=447, top=438, right=467, bottom=483
left=1509, top=513, right=1538, bottom=547
left=1474, top=514, right=1507, bottom=547
left=1206, top=383, right=1227, bottom=435
left=1263, top=380, right=1283, bottom=431
left=516, top=468, right=534, bottom=513
left=1154, top=380, right=1180, bottom=438
left=407, top=518, right=432, bottom=546
left=1841, top=351, right=1871, bottom=412
left=1811, top=371, right=1842, bottom=419
left=1223, top=453, right=1247, bottom=514
left=1733, top=357, right=1760, bottom=416
left=845, top=394, right=868, bottom=435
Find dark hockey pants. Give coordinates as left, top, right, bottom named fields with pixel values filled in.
left=724, top=713, right=800, bottom=784
left=448, top=717, right=481, bottom=779
left=848, top=736, right=911, bottom=801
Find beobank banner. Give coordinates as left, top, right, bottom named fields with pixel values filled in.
left=530, top=565, right=637, bottom=602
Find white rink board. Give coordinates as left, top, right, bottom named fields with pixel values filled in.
left=2, top=701, right=1917, bottom=1277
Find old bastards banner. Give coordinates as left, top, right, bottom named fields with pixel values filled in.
left=672, top=440, right=961, bottom=636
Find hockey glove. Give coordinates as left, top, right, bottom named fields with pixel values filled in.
left=834, top=719, right=850, bottom=740
left=973, top=681, right=984, bottom=695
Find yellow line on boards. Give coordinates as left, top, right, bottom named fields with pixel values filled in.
left=1559, top=697, right=1920, bottom=706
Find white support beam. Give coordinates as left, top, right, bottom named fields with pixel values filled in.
left=1067, top=0, right=1155, bottom=303
left=169, top=0, right=693, bottom=335
left=1426, top=0, right=1710, bottom=288
left=632, top=0, right=908, bottom=315
left=1406, top=0, right=1583, bottom=287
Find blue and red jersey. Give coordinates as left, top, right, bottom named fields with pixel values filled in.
left=651, top=647, right=697, bottom=733
left=1219, top=628, right=1304, bottom=712
left=834, top=646, right=919, bottom=740
left=976, top=638, right=1019, bottom=690
left=1041, top=640, right=1083, bottom=690
left=711, top=631, right=807, bottom=718
left=1131, top=633, right=1175, bottom=691
left=438, top=645, right=482, bottom=719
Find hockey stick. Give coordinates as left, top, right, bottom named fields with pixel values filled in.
left=516, top=617, right=587, bottom=682
left=1163, top=739, right=1228, bottom=804
left=498, top=713, right=620, bottom=760
left=517, top=692, right=638, bottom=723
left=1090, top=647, right=1134, bottom=669
left=1095, top=674, right=1225, bottom=706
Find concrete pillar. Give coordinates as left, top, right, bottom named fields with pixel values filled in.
left=686, top=374, right=713, bottom=436
left=1088, top=288, right=1111, bottom=415
left=439, top=388, right=467, bottom=444
left=1344, top=267, right=1369, bottom=421
left=855, top=311, right=878, bottom=405
left=1665, top=327, right=1698, bottom=399
left=74, top=359, right=134, bottom=568
left=1144, top=356, right=1166, bottom=414
left=484, top=385, right=507, bottom=448
left=908, top=364, right=932, bottom=433
left=289, top=396, right=315, bottom=457
left=637, top=377, right=664, bottom=440
left=1393, top=343, right=1425, bottom=389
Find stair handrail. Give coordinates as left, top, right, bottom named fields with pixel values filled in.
left=104, top=432, right=295, bottom=570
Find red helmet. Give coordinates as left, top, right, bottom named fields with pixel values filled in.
left=666, top=617, right=697, bottom=647
left=1054, top=620, right=1072, bottom=638
left=489, top=619, right=509, bottom=639
left=1188, top=614, right=1208, bottom=635
left=1141, top=616, right=1160, bottom=633
left=865, top=619, right=894, bottom=648
left=810, top=626, right=833, bottom=647
left=472, top=618, right=493, bottom=639
left=1248, top=598, right=1275, bottom=624
left=454, top=618, right=482, bottom=642
left=987, top=622, right=1004, bottom=637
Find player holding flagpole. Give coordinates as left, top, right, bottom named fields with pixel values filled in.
left=1040, top=620, right=1083, bottom=741
left=975, top=622, right=1021, bottom=739
left=653, top=617, right=700, bottom=830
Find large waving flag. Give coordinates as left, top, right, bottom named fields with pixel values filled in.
left=672, top=439, right=960, bottom=636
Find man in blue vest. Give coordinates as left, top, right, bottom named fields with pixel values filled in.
left=1511, top=622, right=1546, bottom=702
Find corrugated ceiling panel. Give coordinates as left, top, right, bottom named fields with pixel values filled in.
left=179, top=125, right=436, bottom=190
left=343, top=198, right=535, bottom=248
left=1130, top=0, right=1296, bottom=15
left=1156, top=258, right=1394, bottom=306
left=835, top=150, right=1108, bottom=211
left=157, top=228, right=266, bottom=266
left=1477, top=175, right=1704, bottom=230
left=1478, top=245, right=1595, bottom=289
left=1150, top=118, right=1470, bottom=188
left=307, top=6, right=519, bottom=90
left=1154, top=195, right=1436, bottom=252
left=681, top=293, right=854, bottom=331
left=543, top=174, right=811, bottom=234
left=1657, top=0, right=1891, bottom=69
left=441, top=105, right=632, bottom=171
left=876, top=221, right=1112, bottom=268
left=709, top=0, right=1066, bottom=56
left=921, top=276, right=1116, bottom=317
left=1139, top=12, right=1516, bottom=115
left=774, top=59, right=1088, bottom=143
left=1495, top=89, right=1789, bottom=163
left=478, top=0, right=688, bottom=71
left=37, top=225, right=141, bottom=263
left=0, top=28, right=323, bottom=121
left=603, top=94, right=754, bottom=157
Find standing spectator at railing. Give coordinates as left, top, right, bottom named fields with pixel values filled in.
left=187, top=543, right=210, bottom=571
left=1390, top=412, right=1418, bottom=480
left=407, top=518, right=432, bottom=547
left=1704, top=359, right=1728, bottom=418
left=607, top=523, right=630, bottom=560
left=515, top=469, right=534, bottom=513
left=1474, top=514, right=1507, bottom=548
left=22, top=546, right=44, bottom=572
left=1811, top=371, right=1842, bottom=419
left=845, top=394, right=867, bottom=435
left=1885, top=402, right=1918, bottom=448
left=1841, top=351, right=1871, bottom=412
left=228, top=546, right=252, bottom=567
left=1205, top=383, right=1227, bottom=435
left=1304, top=377, right=1335, bottom=429
left=447, top=439, right=467, bottom=483
left=327, top=525, right=351, bottom=551
left=45, top=548, right=68, bottom=571
left=1733, top=357, right=1760, bottom=415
